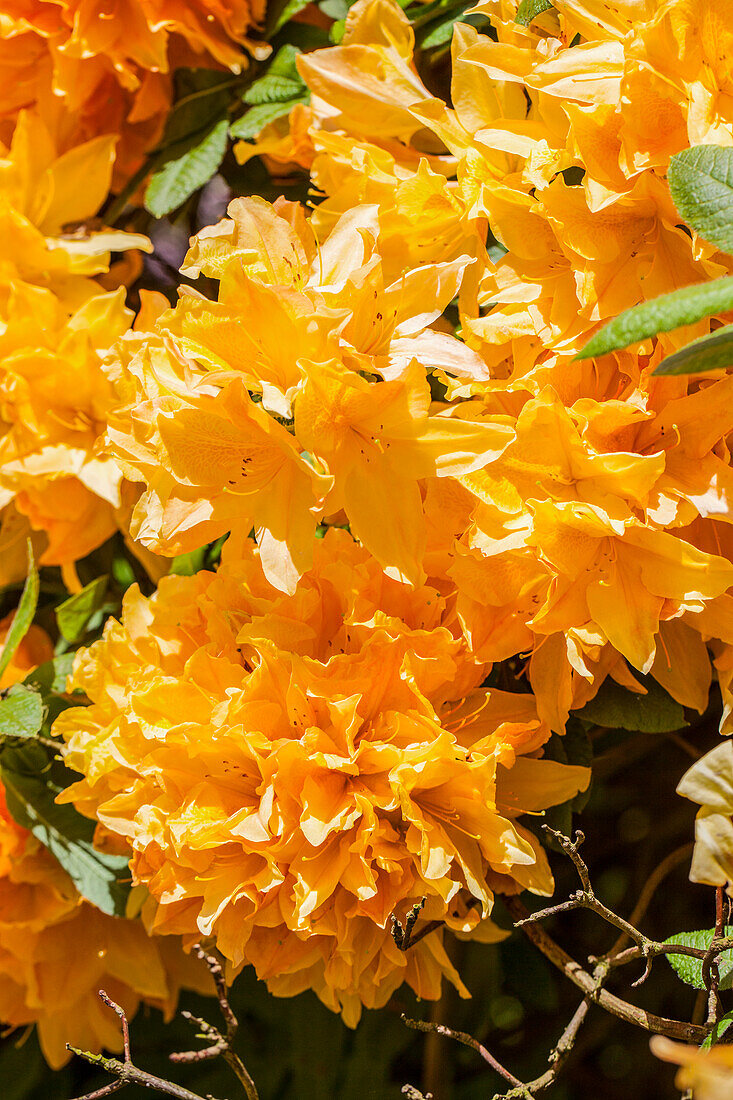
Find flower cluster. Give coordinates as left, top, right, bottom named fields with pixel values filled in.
left=0, top=110, right=153, bottom=587
left=0, top=0, right=730, bottom=1057
left=224, top=0, right=733, bottom=732
left=56, top=531, right=589, bottom=1023
left=0, top=621, right=206, bottom=1067
left=0, top=0, right=268, bottom=180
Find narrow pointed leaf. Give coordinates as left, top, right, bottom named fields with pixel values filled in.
left=654, top=323, right=733, bottom=376
left=576, top=276, right=733, bottom=359
left=0, top=542, right=38, bottom=681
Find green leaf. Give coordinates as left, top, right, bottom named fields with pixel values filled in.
left=244, top=45, right=305, bottom=105
left=574, top=677, right=686, bottom=733
left=0, top=742, right=130, bottom=917
left=156, top=69, right=236, bottom=151
left=576, top=275, right=733, bottom=359
left=0, top=541, right=38, bottom=682
left=654, top=323, right=733, bottom=376
left=169, top=547, right=209, bottom=577
left=22, top=653, right=75, bottom=697
left=318, top=0, right=350, bottom=16
left=56, top=575, right=109, bottom=644
left=266, top=0, right=312, bottom=35
left=515, top=0, right=553, bottom=25
left=145, top=119, right=229, bottom=218
left=669, top=145, right=733, bottom=255
left=702, top=1010, right=733, bottom=1049
left=0, top=688, right=44, bottom=741
left=230, top=97, right=307, bottom=141
left=665, top=928, right=733, bottom=991
left=418, top=0, right=473, bottom=47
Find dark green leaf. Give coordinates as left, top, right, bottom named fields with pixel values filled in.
left=669, top=145, right=733, bottom=254
left=157, top=69, right=236, bottom=150
left=654, top=323, right=733, bottom=376
left=266, top=0, right=312, bottom=35
left=515, top=0, right=553, bottom=25
left=665, top=928, right=733, bottom=991
left=145, top=119, right=229, bottom=218
left=244, top=45, right=305, bottom=105
left=574, top=677, right=686, bottom=733
left=418, top=0, right=473, bottom=47
left=22, top=653, right=75, bottom=697
left=0, top=688, right=43, bottom=741
left=703, top=1010, right=733, bottom=1049
left=56, top=575, right=109, bottom=644
left=0, top=742, right=130, bottom=916
left=576, top=276, right=733, bottom=359
left=230, top=97, right=308, bottom=141
left=0, top=541, right=38, bottom=682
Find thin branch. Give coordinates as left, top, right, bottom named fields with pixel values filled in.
left=68, top=992, right=215, bottom=1100
left=492, top=999, right=591, bottom=1100
left=170, top=945, right=259, bottom=1100
left=402, top=1016, right=524, bottom=1088
left=703, top=887, right=726, bottom=1026
left=502, top=894, right=708, bottom=1043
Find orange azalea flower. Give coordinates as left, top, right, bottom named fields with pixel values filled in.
left=56, top=531, right=589, bottom=1025
left=0, top=0, right=268, bottom=181
left=107, top=196, right=513, bottom=589
left=0, top=784, right=208, bottom=1068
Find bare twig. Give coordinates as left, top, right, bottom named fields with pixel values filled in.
left=402, top=1016, right=524, bottom=1088
left=502, top=894, right=707, bottom=1043
left=170, top=945, right=259, bottom=1100
left=492, top=999, right=591, bottom=1100
left=703, top=887, right=726, bottom=1026
left=68, top=992, right=215, bottom=1100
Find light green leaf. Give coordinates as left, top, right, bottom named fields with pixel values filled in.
left=516, top=0, right=553, bottom=25
left=669, top=145, right=733, bottom=255
left=230, top=97, right=307, bottom=141
left=576, top=276, right=733, bottom=359
left=0, top=541, right=38, bottom=682
left=0, top=688, right=44, bottom=741
left=145, top=119, right=229, bottom=218
left=574, top=677, right=686, bottom=733
left=0, top=742, right=131, bottom=916
left=654, top=323, right=733, bottom=376
left=56, top=575, right=109, bottom=644
left=665, top=927, right=733, bottom=991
